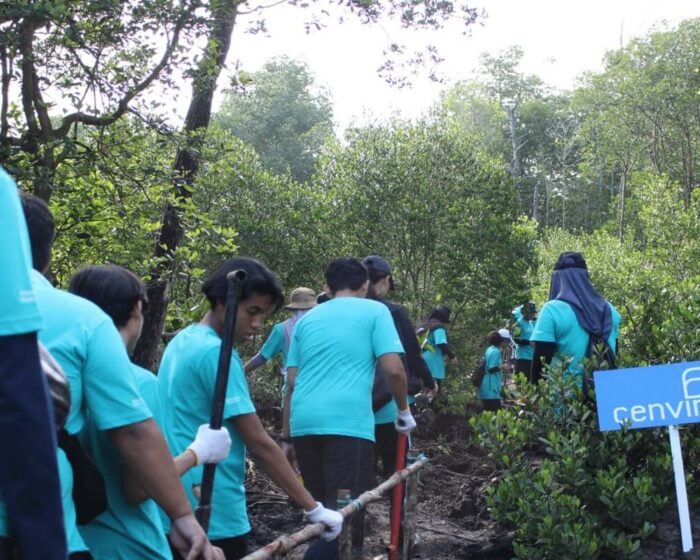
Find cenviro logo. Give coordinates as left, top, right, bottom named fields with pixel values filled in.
left=612, top=367, right=700, bottom=425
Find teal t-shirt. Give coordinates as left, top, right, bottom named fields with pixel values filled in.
left=287, top=297, right=403, bottom=442
left=79, top=365, right=170, bottom=560
left=512, top=306, right=535, bottom=361
left=31, top=270, right=152, bottom=436
left=158, top=325, right=256, bottom=540
left=531, top=299, right=622, bottom=383
left=423, top=327, right=447, bottom=380
left=477, top=346, right=503, bottom=400
left=58, top=448, right=90, bottom=553
left=260, top=322, right=286, bottom=364
left=0, top=168, right=43, bottom=335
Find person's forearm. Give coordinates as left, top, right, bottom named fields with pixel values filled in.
left=437, top=343, right=456, bottom=360
left=248, top=437, right=316, bottom=511
left=110, top=419, right=192, bottom=519
left=122, top=449, right=196, bottom=505
left=244, top=353, right=267, bottom=374
left=386, top=369, right=408, bottom=410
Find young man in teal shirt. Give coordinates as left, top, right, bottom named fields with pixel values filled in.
left=68, top=264, right=232, bottom=559
left=283, top=257, right=416, bottom=560
left=21, top=194, right=220, bottom=560
left=531, top=252, right=621, bottom=386
left=0, top=168, right=67, bottom=560
left=159, top=257, right=341, bottom=559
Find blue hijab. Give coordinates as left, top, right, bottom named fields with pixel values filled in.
left=548, top=252, right=612, bottom=339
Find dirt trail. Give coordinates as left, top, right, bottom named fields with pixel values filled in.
left=246, top=408, right=512, bottom=559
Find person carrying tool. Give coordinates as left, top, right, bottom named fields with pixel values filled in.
left=21, top=193, right=220, bottom=560
left=68, top=264, right=232, bottom=559
left=282, top=257, right=416, bottom=560
left=158, top=257, right=341, bottom=559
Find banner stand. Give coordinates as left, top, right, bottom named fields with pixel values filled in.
left=669, top=425, right=693, bottom=553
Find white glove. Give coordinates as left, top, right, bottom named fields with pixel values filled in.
left=188, top=424, right=232, bottom=465
left=395, top=408, right=417, bottom=433
left=305, top=502, right=343, bottom=541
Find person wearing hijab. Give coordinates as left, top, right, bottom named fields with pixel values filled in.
left=244, top=287, right=317, bottom=398
left=530, top=252, right=622, bottom=386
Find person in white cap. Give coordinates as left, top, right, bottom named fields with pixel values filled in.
left=477, top=329, right=512, bottom=411
left=244, top=287, right=317, bottom=401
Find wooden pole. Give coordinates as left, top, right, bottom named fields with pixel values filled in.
left=337, top=489, right=352, bottom=560
left=241, top=454, right=428, bottom=560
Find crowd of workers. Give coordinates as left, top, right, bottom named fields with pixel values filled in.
left=2, top=164, right=622, bottom=560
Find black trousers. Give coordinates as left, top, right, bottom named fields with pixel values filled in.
left=293, top=435, right=374, bottom=559
left=0, top=334, right=67, bottom=560
left=514, top=359, right=534, bottom=382
left=374, top=422, right=401, bottom=480
left=482, top=399, right=502, bottom=412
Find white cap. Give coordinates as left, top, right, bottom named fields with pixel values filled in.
left=498, top=328, right=512, bottom=341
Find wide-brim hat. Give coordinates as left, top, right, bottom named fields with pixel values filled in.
left=285, top=287, right=317, bottom=310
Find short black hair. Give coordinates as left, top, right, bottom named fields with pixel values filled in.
left=429, top=305, right=451, bottom=323
left=20, top=192, right=55, bottom=272
left=324, top=257, right=368, bottom=293
left=202, top=257, right=284, bottom=312
left=69, top=264, right=147, bottom=328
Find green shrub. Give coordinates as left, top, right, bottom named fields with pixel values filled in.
left=471, top=365, right=672, bottom=559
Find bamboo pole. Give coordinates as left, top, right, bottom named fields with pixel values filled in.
left=241, top=454, right=429, bottom=560
left=337, top=489, right=352, bottom=560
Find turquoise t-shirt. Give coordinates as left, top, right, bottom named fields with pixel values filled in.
left=478, top=346, right=503, bottom=400
left=423, top=327, right=448, bottom=380
left=287, top=297, right=403, bottom=442
left=158, top=325, right=256, bottom=541
left=58, top=448, right=90, bottom=553
left=512, top=306, right=535, bottom=361
left=79, top=365, right=170, bottom=560
left=260, top=322, right=286, bottom=364
left=0, top=168, right=43, bottom=335
left=531, top=300, right=622, bottom=383
left=31, top=270, right=152, bottom=436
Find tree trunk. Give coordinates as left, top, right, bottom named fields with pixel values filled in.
left=618, top=173, right=626, bottom=242
left=133, top=0, right=240, bottom=370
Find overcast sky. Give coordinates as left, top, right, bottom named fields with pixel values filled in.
left=224, top=0, right=699, bottom=132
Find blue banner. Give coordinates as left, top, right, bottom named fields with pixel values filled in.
left=595, top=361, right=700, bottom=431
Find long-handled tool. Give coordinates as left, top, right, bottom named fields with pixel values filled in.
left=195, top=269, right=247, bottom=532
left=389, top=432, right=408, bottom=560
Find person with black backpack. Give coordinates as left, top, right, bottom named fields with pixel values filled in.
left=417, top=305, right=457, bottom=392
left=530, top=252, right=622, bottom=387
left=363, top=256, right=436, bottom=478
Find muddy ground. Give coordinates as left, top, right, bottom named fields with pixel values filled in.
left=244, top=404, right=696, bottom=559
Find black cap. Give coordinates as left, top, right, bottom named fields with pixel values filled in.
left=553, top=251, right=588, bottom=271
left=431, top=305, right=451, bottom=323
left=362, top=255, right=395, bottom=291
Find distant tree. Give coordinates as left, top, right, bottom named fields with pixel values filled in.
left=217, top=57, right=334, bottom=183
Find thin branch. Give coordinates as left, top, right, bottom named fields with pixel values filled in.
left=54, top=11, right=190, bottom=138
left=237, top=0, right=289, bottom=16
left=0, top=41, right=10, bottom=137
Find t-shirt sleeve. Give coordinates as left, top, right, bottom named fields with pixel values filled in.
left=486, top=347, right=501, bottom=371
left=220, top=354, right=255, bottom=420
left=372, top=306, right=404, bottom=358
left=259, top=325, right=284, bottom=360
left=84, top=320, right=153, bottom=430
left=531, top=303, right=557, bottom=343
left=286, top=329, right=300, bottom=369
left=432, top=328, right=448, bottom=345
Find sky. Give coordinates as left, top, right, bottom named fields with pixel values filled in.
left=223, top=0, right=700, bottom=132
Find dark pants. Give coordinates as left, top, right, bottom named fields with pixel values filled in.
left=0, top=334, right=67, bottom=560
left=514, top=359, right=534, bottom=382
left=482, top=399, right=501, bottom=412
left=293, top=435, right=374, bottom=560
left=374, top=422, right=400, bottom=480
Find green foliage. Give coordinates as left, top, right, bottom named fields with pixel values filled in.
left=216, top=57, right=334, bottom=183
left=472, top=367, right=671, bottom=559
